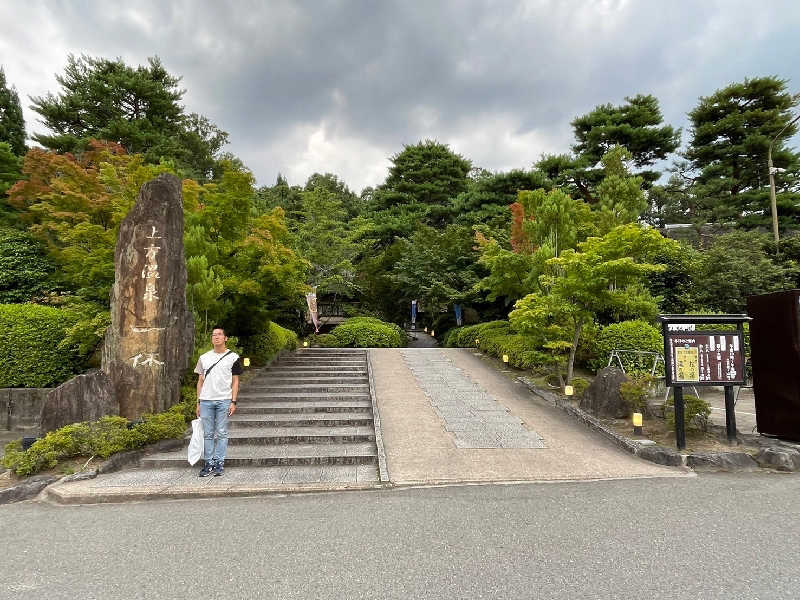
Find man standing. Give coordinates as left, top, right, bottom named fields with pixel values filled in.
left=194, top=326, right=243, bottom=477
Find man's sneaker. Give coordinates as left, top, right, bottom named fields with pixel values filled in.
left=198, top=462, right=214, bottom=477
left=213, top=462, right=225, bottom=477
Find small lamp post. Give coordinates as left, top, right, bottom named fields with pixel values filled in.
left=243, top=357, right=250, bottom=367
left=632, top=412, right=643, bottom=436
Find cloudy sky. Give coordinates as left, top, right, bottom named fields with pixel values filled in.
left=2, top=0, right=800, bottom=192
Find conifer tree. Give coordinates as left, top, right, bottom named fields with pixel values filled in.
left=0, top=67, right=26, bottom=156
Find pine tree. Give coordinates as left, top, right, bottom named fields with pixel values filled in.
left=0, top=67, right=26, bottom=156
left=683, top=76, right=800, bottom=227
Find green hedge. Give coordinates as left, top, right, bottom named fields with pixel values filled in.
left=330, top=317, right=406, bottom=348
left=241, top=321, right=298, bottom=366
left=2, top=408, right=189, bottom=477
left=0, top=303, right=84, bottom=387
left=306, top=333, right=339, bottom=347
left=588, top=320, right=664, bottom=375
left=445, top=321, right=554, bottom=370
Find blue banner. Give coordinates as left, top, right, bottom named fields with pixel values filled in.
left=411, top=300, right=417, bottom=327
left=454, top=304, right=462, bottom=326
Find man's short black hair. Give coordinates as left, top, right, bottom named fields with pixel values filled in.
left=211, top=326, right=226, bottom=335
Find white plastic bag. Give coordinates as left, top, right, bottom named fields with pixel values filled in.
left=187, top=418, right=204, bottom=465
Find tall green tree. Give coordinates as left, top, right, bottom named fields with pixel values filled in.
left=689, top=231, right=791, bottom=313
left=0, top=67, right=26, bottom=156
left=682, top=76, right=800, bottom=227
left=0, top=141, right=21, bottom=197
left=295, top=186, right=358, bottom=297
left=375, top=140, right=471, bottom=219
left=304, top=172, right=361, bottom=219
left=451, top=169, right=551, bottom=236
left=537, top=94, right=680, bottom=202
left=594, top=146, right=648, bottom=233
left=30, top=55, right=228, bottom=181
left=390, top=225, right=484, bottom=314
left=254, top=174, right=304, bottom=222
left=509, top=225, right=672, bottom=383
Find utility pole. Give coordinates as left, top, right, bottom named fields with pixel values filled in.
left=769, top=113, right=800, bottom=247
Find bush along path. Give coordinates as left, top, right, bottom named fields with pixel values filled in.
left=45, top=348, right=387, bottom=503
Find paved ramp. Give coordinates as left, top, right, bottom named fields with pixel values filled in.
left=372, top=348, right=688, bottom=484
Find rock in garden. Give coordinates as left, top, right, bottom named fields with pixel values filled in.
left=580, top=367, right=630, bottom=418
left=39, top=369, right=116, bottom=433
left=685, top=452, right=759, bottom=472
left=636, top=444, right=684, bottom=466
left=102, top=174, right=194, bottom=419
left=754, top=447, right=800, bottom=472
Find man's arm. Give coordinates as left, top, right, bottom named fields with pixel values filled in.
left=196, top=374, right=204, bottom=417
left=229, top=375, right=239, bottom=416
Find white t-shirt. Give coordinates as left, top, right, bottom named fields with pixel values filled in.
left=195, top=349, right=243, bottom=401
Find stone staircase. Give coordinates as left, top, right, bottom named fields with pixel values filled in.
left=141, top=348, right=382, bottom=483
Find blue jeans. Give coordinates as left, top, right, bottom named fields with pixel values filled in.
left=199, top=399, right=231, bottom=465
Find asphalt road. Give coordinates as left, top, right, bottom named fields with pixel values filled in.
left=2, top=473, right=799, bottom=599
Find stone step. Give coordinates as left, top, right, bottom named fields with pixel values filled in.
left=237, top=393, right=371, bottom=401
left=285, top=359, right=366, bottom=364
left=247, top=376, right=368, bottom=385
left=233, top=401, right=372, bottom=414
left=294, top=350, right=367, bottom=356
left=269, top=360, right=367, bottom=373
left=141, top=442, right=377, bottom=468
left=259, top=368, right=366, bottom=376
left=226, top=426, right=375, bottom=445
left=245, top=384, right=370, bottom=394
left=228, top=413, right=373, bottom=427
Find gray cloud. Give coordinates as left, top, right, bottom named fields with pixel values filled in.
left=2, top=0, right=800, bottom=192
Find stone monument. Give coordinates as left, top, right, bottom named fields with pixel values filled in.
left=102, top=173, right=194, bottom=419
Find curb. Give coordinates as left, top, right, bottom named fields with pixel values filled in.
left=367, top=350, right=391, bottom=485
left=42, top=480, right=385, bottom=505
left=516, top=376, right=774, bottom=472
left=0, top=438, right=185, bottom=505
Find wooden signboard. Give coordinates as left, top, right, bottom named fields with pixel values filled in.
left=665, top=332, right=746, bottom=386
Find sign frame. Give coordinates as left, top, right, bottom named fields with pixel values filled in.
left=664, top=329, right=747, bottom=387
left=658, top=314, right=752, bottom=449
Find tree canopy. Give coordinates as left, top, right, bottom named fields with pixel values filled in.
left=30, top=55, right=229, bottom=181
left=537, top=94, right=679, bottom=203
left=681, top=76, right=800, bottom=227
left=378, top=139, right=471, bottom=213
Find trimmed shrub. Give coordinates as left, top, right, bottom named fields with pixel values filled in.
left=0, top=303, right=84, bottom=387
left=446, top=320, right=555, bottom=371
left=330, top=317, right=406, bottom=348
left=447, top=321, right=509, bottom=348
left=619, top=374, right=656, bottom=414
left=665, top=394, right=711, bottom=432
left=307, top=333, right=339, bottom=347
left=589, top=320, right=664, bottom=375
left=241, top=321, right=298, bottom=366
left=0, top=227, right=55, bottom=303
left=2, top=408, right=191, bottom=477
left=570, top=377, right=590, bottom=398
left=135, top=412, right=186, bottom=444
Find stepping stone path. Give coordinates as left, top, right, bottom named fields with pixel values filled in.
left=401, top=349, right=546, bottom=449
left=141, top=348, right=380, bottom=484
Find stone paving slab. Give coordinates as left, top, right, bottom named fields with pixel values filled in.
left=372, top=348, right=690, bottom=484
left=44, top=465, right=381, bottom=504
left=401, top=349, right=545, bottom=450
